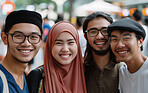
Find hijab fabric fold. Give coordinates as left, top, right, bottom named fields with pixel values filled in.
left=43, top=21, right=87, bottom=93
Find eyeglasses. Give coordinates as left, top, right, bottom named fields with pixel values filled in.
left=6, top=32, right=42, bottom=44
left=85, top=27, right=108, bottom=37
left=109, top=34, right=135, bottom=46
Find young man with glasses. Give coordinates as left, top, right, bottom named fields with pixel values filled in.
left=83, top=11, right=122, bottom=93
left=108, top=18, right=148, bottom=93
left=0, top=10, right=43, bottom=93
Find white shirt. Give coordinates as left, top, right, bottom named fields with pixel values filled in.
left=142, top=25, right=148, bottom=57
left=78, top=30, right=86, bottom=57
left=119, top=58, right=148, bottom=93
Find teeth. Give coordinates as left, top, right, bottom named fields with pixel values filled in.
left=21, top=50, right=30, bottom=53
left=96, top=42, right=105, bottom=45
left=61, top=55, right=69, bottom=58
left=118, top=51, right=127, bottom=54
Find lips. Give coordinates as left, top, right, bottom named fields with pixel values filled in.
left=94, top=39, right=107, bottom=45
left=60, top=54, right=71, bottom=60
left=116, top=49, right=129, bottom=57
left=117, top=51, right=128, bottom=54
left=95, top=42, right=105, bottom=45
left=18, top=49, right=33, bottom=56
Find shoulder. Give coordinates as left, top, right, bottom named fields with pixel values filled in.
left=26, top=66, right=44, bottom=93
left=0, top=71, right=4, bottom=93
left=0, top=76, right=3, bottom=88
left=27, top=66, right=44, bottom=80
left=116, top=62, right=125, bottom=69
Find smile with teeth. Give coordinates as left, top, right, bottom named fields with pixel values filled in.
left=117, top=51, right=128, bottom=54
left=60, top=54, right=71, bottom=59
left=21, top=50, right=31, bottom=53
left=18, top=49, right=32, bottom=53
left=96, top=42, right=105, bottom=45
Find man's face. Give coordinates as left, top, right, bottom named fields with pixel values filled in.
left=86, top=17, right=111, bottom=55
left=3, top=23, right=42, bottom=63
left=110, top=30, right=142, bottom=62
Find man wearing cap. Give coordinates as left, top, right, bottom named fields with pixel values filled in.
left=108, top=17, right=148, bottom=93
left=0, top=10, right=43, bottom=93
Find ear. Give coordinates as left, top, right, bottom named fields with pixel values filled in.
left=1, top=32, right=8, bottom=45
left=138, top=38, right=143, bottom=47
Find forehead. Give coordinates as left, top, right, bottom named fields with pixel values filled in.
left=87, top=17, right=110, bottom=29
left=111, top=30, right=136, bottom=36
left=56, top=32, right=74, bottom=40
left=9, top=23, right=41, bottom=35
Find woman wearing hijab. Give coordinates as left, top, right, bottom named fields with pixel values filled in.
left=26, top=21, right=87, bottom=93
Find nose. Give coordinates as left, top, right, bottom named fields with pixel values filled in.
left=62, top=44, right=69, bottom=52
left=116, top=40, right=125, bottom=48
left=21, top=37, right=31, bottom=46
left=95, top=32, right=104, bottom=39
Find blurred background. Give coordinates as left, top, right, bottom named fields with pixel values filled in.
left=0, top=0, right=148, bottom=71
left=0, top=0, right=148, bottom=24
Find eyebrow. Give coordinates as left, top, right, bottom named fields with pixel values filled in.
left=111, top=34, right=131, bottom=37
left=88, top=27, right=108, bottom=31
left=13, top=31, right=40, bottom=35
left=55, top=39, right=75, bottom=42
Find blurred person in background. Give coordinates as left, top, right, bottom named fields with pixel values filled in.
left=83, top=11, right=122, bottom=93
left=0, top=10, right=43, bottom=93
left=76, top=17, right=86, bottom=58
left=43, top=17, right=51, bottom=39
left=131, top=9, right=148, bottom=57
left=144, top=16, right=148, bottom=26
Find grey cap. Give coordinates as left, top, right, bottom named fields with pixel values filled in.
left=108, top=18, right=146, bottom=40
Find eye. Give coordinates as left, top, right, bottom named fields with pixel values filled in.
left=68, top=41, right=75, bottom=45
left=89, top=30, right=97, bottom=34
left=111, top=37, right=118, bottom=42
left=55, top=41, right=62, bottom=45
left=122, top=36, right=131, bottom=41
left=13, top=34, right=23, bottom=39
left=30, top=35, right=39, bottom=39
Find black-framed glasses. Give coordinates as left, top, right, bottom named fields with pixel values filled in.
left=6, top=32, right=42, bottom=44
left=85, top=27, right=108, bottom=37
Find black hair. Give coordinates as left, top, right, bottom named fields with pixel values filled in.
left=132, top=9, right=143, bottom=21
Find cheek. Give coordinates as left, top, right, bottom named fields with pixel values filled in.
left=87, top=36, right=94, bottom=44
left=111, top=45, right=116, bottom=53
left=71, top=44, right=78, bottom=56
left=51, top=46, right=61, bottom=58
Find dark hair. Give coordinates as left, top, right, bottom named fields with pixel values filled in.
left=132, top=9, right=142, bottom=21
left=76, top=17, right=84, bottom=27
left=83, top=11, right=113, bottom=34
left=83, top=12, right=116, bottom=64
left=144, top=16, right=148, bottom=25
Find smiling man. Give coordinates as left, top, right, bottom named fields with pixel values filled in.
left=108, top=18, right=148, bottom=93
left=0, top=10, right=42, bottom=93
left=83, top=12, right=122, bottom=93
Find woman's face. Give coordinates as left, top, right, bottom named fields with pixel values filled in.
left=52, top=32, right=78, bottom=65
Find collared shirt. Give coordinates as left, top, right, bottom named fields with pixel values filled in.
left=85, top=60, right=122, bottom=93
